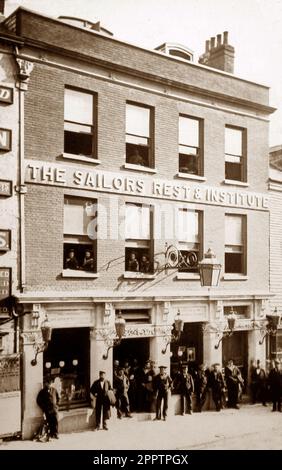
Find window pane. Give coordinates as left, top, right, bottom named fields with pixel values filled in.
left=178, top=209, right=199, bottom=242
left=225, top=215, right=242, bottom=245
left=225, top=253, right=242, bottom=273
left=179, top=117, right=199, bottom=147
left=125, top=204, right=150, bottom=239
left=64, top=88, right=93, bottom=125
left=126, top=104, right=150, bottom=137
left=225, top=127, right=242, bottom=156
left=64, top=199, right=91, bottom=235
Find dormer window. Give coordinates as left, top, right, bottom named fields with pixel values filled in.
left=155, top=43, right=194, bottom=62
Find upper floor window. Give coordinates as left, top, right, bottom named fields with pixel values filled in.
left=125, top=203, right=153, bottom=273
left=63, top=197, right=97, bottom=274
left=225, top=214, right=246, bottom=274
left=64, top=88, right=96, bottom=157
left=225, top=126, right=246, bottom=182
left=179, top=116, right=203, bottom=176
left=177, top=209, right=202, bottom=273
left=126, top=103, right=153, bottom=168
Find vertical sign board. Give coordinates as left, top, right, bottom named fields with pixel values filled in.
left=0, top=268, right=11, bottom=301
left=0, top=230, right=11, bottom=251
left=0, top=86, right=13, bottom=104
left=0, top=128, right=12, bottom=151
left=0, top=180, right=12, bottom=197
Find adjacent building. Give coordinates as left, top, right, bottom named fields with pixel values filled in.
left=0, top=5, right=276, bottom=437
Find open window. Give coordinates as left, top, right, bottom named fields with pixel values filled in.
left=64, top=87, right=96, bottom=157
left=179, top=116, right=203, bottom=176
left=125, top=203, right=154, bottom=274
left=125, top=103, right=154, bottom=168
left=225, top=126, right=246, bottom=182
left=225, top=214, right=246, bottom=274
left=177, top=208, right=202, bottom=273
left=63, top=197, right=97, bottom=275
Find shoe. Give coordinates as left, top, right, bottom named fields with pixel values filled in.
left=234, top=405, right=240, bottom=410
left=95, top=427, right=100, bottom=431
left=125, top=414, right=133, bottom=418
left=153, top=417, right=161, bottom=421
left=117, top=415, right=122, bottom=419
left=188, top=410, right=192, bottom=415
left=103, top=426, right=108, bottom=431
left=163, top=417, right=166, bottom=421
left=263, top=403, right=267, bottom=407
left=53, top=435, right=59, bottom=439
left=181, top=413, right=185, bottom=416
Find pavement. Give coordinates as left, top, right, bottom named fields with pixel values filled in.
left=0, top=403, right=281, bottom=450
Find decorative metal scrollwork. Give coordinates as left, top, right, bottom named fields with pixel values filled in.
left=165, top=244, right=198, bottom=270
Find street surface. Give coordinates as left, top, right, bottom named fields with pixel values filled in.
left=0, top=404, right=281, bottom=450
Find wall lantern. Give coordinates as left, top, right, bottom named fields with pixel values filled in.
left=162, top=309, right=184, bottom=354
left=31, top=314, right=52, bottom=366
left=214, top=308, right=237, bottom=349
left=102, top=311, right=126, bottom=360
left=198, top=248, right=221, bottom=287
left=259, top=307, right=281, bottom=345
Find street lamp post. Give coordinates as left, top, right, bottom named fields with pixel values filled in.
left=162, top=309, right=184, bottom=354
left=102, top=311, right=126, bottom=360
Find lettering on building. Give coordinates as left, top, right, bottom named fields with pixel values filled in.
left=25, top=161, right=270, bottom=211
left=0, top=180, right=12, bottom=197
left=0, top=129, right=12, bottom=151
left=0, top=230, right=11, bottom=251
left=0, top=86, right=13, bottom=104
left=0, top=268, right=11, bottom=301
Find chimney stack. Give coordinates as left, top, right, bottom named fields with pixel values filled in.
left=199, top=31, right=235, bottom=74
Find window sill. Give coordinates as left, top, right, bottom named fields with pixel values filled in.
left=223, top=179, right=249, bottom=187
left=176, top=172, right=206, bottom=182
left=223, top=274, right=248, bottom=281
left=123, top=163, right=157, bottom=174
left=62, top=269, right=99, bottom=278
left=123, top=272, right=156, bottom=280
left=61, top=153, right=101, bottom=164
left=176, top=272, right=200, bottom=280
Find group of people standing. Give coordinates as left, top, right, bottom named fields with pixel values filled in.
left=35, top=357, right=282, bottom=438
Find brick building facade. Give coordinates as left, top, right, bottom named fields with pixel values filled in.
left=0, top=6, right=276, bottom=437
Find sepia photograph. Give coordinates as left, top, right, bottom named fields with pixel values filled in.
left=0, top=0, right=282, bottom=460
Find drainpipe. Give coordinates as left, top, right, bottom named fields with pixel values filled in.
left=13, top=47, right=34, bottom=293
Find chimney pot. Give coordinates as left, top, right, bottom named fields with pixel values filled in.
left=205, top=40, right=210, bottom=53
left=217, top=34, right=222, bottom=47
left=223, top=31, right=228, bottom=45
left=210, top=37, right=216, bottom=48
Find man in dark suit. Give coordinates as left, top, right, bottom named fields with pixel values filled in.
left=153, top=366, right=172, bottom=421
left=36, top=378, right=60, bottom=439
left=268, top=360, right=282, bottom=412
left=174, top=364, right=194, bottom=415
left=90, top=371, right=112, bottom=430
left=209, top=363, right=225, bottom=411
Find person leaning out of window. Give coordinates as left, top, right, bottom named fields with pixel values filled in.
left=82, top=249, right=94, bottom=271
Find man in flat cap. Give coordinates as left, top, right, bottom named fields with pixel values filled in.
left=153, top=366, right=172, bottom=421
left=90, top=371, right=113, bottom=430
left=209, top=363, right=225, bottom=411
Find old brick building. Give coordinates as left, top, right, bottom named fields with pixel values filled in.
left=0, top=6, right=276, bottom=436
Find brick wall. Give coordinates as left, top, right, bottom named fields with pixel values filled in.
left=11, top=8, right=270, bottom=107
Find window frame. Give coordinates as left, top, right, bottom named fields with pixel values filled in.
left=124, top=202, right=154, bottom=275
left=178, top=115, right=204, bottom=177
left=177, top=208, right=203, bottom=273
left=224, top=213, right=247, bottom=275
left=125, top=101, right=154, bottom=169
left=63, top=196, right=97, bottom=276
left=64, top=86, right=97, bottom=159
left=225, top=125, right=247, bottom=183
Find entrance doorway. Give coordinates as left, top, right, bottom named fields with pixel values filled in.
left=170, top=322, right=203, bottom=378
left=222, top=331, right=248, bottom=389
left=113, top=338, right=150, bottom=367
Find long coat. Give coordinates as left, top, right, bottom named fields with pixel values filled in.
left=90, top=379, right=112, bottom=419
